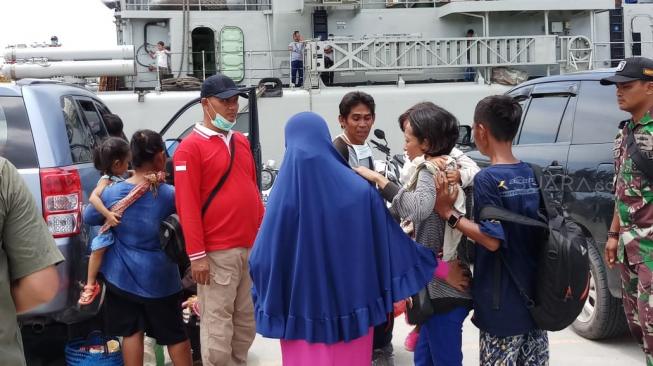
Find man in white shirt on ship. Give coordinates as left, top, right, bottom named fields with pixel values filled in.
left=149, top=41, right=171, bottom=85
left=288, top=31, right=305, bottom=87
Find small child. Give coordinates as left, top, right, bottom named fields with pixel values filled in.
left=78, top=137, right=131, bottom=306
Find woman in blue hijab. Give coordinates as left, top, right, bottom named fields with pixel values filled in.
left=249, top=112, right=466, bottom=365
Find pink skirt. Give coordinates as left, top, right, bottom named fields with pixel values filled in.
left=280, top=328, right=374, bottom=366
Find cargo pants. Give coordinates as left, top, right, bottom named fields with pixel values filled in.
left=198, top=248, right=255, bottom=366
left=620, top=260, right=653, bottom=366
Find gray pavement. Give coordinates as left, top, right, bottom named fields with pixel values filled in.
left=248, top=317, right=644, bottom=365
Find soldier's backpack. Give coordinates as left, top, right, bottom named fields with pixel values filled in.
left=479, top=164, right=590, bottom=331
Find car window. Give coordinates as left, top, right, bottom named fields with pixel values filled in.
left=572, top=81, right=629, bottom=144
left=507, top=86, right=531, bottom=145
left=556, top=96, right=577, bottom=143
left=77, top=99, right=108, bottom=141
left=95, top=102, right=111, bottom=117
left=0, top=97, right=38, bottom=169
left=62, top=96, right=95, bottom=163
left=518, top=95, right=569, bottom=145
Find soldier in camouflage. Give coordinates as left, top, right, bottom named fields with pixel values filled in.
left=603, top=56, right=653, bottom=366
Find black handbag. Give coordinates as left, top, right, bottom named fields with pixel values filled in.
left=160, top=214, right=189, bottom=267
left=160, top=137, right=236, bottom=264
left=405, top=287, right=435, bottom=326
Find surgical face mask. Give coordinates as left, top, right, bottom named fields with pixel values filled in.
left=206, top=102, right=236, bottom=132
left=352, top=143, right=373, bottom=161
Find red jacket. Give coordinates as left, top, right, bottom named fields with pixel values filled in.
left=173, top=125, right=264, bottom=261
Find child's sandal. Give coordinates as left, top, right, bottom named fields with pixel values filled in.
left=78, top=283, right=101, bottom=305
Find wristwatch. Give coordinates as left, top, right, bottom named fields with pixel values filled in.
left=447, top=211, right=463, bottom=229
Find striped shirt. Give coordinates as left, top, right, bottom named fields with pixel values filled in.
left=381, top=169, right=472, bottom=303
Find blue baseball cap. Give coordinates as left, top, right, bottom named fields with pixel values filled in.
left=200, top=73, right=249, bottom=99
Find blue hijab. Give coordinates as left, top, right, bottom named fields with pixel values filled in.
left=249, top=112, right=436, bottom=344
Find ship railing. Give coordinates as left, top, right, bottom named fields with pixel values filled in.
left=123, top=0, right=272, bottom=11
left=123, top=40, right=653, bottom=90
left=557, top=36, right=593, bottom=72
left=589, top=40, right=653, bottom=70
left=307, top=36, right=558, bottom=73
left=129, top=49, right=292, bottom=89
left=304, top=0, right=446, bottom=9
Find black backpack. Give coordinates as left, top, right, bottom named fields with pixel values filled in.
left=479, top=164, right=590, bottom=331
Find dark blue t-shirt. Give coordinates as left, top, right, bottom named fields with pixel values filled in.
left=472, top=162, right=541, bottom=337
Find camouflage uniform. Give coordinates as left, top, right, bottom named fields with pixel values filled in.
left=614, top=110, right=653, bottom=366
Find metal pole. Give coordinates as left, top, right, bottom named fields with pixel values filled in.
left=202, top=50, right=206, bottom=80
left=545, top=11, right=550, bottom=76
left=590, top=10, right=596, bottom=69
left=485, top=12, right=490, bottom=82
left=156, top=64, right=161, bottom=92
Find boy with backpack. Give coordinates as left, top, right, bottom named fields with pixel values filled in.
left=434, top=95, right=549, bottom=365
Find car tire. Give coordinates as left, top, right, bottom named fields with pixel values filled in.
left=571, top=240, right=628, bottom=339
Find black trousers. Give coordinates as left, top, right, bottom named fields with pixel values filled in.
left=373, top=316, right=394, bottom=350
left=321, top=58, right=334, bottom=85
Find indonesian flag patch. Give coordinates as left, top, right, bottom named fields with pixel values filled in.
left=175, top=161, right=187, bottom=172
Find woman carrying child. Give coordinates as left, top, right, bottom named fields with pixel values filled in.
left=355, top=102, right=473, bottom=366
left=83, top=130, right=191, bottom=366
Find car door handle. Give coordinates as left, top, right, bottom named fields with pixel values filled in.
left=545, top=164, right=564, bottom=174
left=544, top=164, right=565, bottom=188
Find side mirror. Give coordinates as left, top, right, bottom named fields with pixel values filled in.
left=457, top=125, right=473, bottom=146
left=261, top=168, right=277, bottom=191
left=374, top=129, right=386, bottom=140
left=165, top=138, right=181, bottom=157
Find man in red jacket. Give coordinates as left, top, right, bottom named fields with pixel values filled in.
left=173, top=74, right=264, bottom=366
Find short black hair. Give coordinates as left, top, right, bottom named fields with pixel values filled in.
left=474, top=95, right=522, bottom=142
left=402, top=102, right=459, bottom=157
left=93, top=137, right=130, bottom=176
left=130, top=129, right=165, bottom=168
left=293, top=31, right=300, bottom=36
left=466, top=29, right=474, bottom=36
left=339, top=91, right=375, bottom=118
left=102, top=113, right=126, bottom=139
left=157, top=41, right=165, bottom=46
left=398, top=106, right=414, bottom=131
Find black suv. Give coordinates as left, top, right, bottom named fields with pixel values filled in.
left=465, top=70, right=630, bottom=340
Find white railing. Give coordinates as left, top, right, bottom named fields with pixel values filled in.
left=590, top=41, right=653, bottom=70
left=558, top=36, right=593, bottom=72
left=124, top=0, right=272, bottom=11
left=309, top=36, right=558, bottom=72
left=305, top=0, right=448, bottom=8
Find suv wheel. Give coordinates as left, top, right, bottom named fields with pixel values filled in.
left=571, top=240, right=628, bottom=339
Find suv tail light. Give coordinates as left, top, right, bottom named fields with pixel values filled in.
left=40, top=167, right=82, bottom=238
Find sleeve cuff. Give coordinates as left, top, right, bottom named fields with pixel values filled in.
left=380, top=181, right=401, bottom=201
left=188, top=251, right=207, bottom=261
left=434, top=259, right=450, bottom=280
